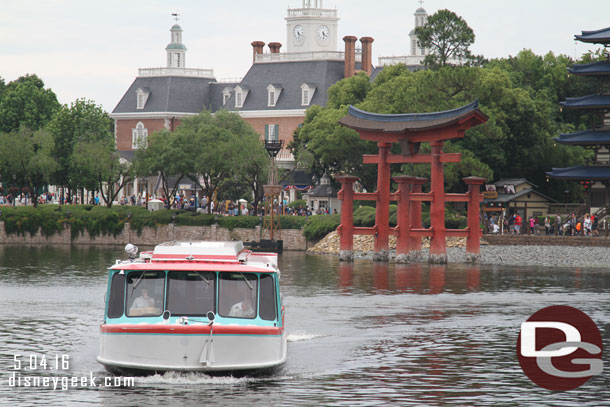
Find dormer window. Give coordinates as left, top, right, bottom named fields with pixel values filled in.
left=234, top=85, right=249, bottom=108
left=222, top=88, right=232, bottom=106
left=136, top=87, right=150, bottom=110
left=132, top=122, right=148, bottom=149
left=267, top=84, right=283, bottom=107
left=300, top=83, right=316, bottom=106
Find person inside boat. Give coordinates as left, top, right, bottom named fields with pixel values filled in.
left=129, top=288, right=156, bottom=313
left=228, top=288, right=255, bottom=318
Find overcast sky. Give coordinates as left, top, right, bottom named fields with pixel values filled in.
left=2, top=0, right=609, bottom=112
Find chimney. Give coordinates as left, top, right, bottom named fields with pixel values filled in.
left=251, top=41, right=265, bottom=63
left=268, top=42, right=282, bottom=54
left=360, top=37, right=374, bottom=75
left=343, top=36, right=357, bottom=78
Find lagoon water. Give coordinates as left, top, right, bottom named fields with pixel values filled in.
left=0, top=246, right=609, bottom=406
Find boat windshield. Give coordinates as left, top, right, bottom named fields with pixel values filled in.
left=167, top=271, right=216, bottom=316
left=126, top=271, right=165, bottom=317
left=219, top=273, right=258, bottom=319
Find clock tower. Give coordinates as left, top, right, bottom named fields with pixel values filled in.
left=285, top=0, right=339, bottom=53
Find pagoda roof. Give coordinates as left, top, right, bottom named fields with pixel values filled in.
left=568, top=61, right=610, bottom=76
left=339, top=100, right=488, bottom=133
left=547, top=165, right=610, bottom=180
left=575, top=27, right=610, bottom=44
left=560, top=94, right=610, bottom=109
left=554, top=129, right=610, bottom=145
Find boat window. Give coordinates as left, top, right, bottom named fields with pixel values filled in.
left=107, top=272, right=125, bottom=319
left=259, top=274, right=277, bottom=321
left=126, top=271, right=165, bottom=317
left=167, top=271, right=216, bottom=316
left=219, top=273, right=258, bottom=319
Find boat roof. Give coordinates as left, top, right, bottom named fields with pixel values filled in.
left=110, top=241, right=279, bottom=273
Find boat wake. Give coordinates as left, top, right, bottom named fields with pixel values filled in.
left=135, top=371, right=250, bottom=386
left=287, top=332, right=323, bottom=342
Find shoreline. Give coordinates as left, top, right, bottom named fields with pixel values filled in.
left=307, top=232, right=610, bottom=269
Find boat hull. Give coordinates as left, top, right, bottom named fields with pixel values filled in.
left=97, top=323, right=287, bottom=374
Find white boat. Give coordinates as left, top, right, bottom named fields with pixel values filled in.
left=97, top=241, right=287, bottom=375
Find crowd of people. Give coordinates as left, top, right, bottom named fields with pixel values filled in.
left=487, top=212, right=601, bottom=236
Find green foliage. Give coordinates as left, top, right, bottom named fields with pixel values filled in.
left=1, top=205, right=64, bottom=237
left=327, top=72, right=372, bottom=109
left=302, top=214, right=340, bottom=241
left=353, top=206, right=376, bottom=227
left=0, top=205, right=311, bottom=240
left=276, top=215, right=307, bottom=230
left=414, top=9, right=476, bottom=68
left=0, top=74, right=60, bottom=133
left=218, top=216, right=261, bottom=231
left=46, top=98, right=113, bottom=190
left=0, top=127, right=59, bottom=206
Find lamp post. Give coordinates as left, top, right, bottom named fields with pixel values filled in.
left=564, top=189, right=569, bottom=214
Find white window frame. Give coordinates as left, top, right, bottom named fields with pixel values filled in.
left=234, top=86, right=249, bottom=108
left=132, top=122, right=148, bottom=149
left=300, top=83, right=316, bottom=106
left=222, top=88, right=232, bottom=106
left=266, top=84, right=282, bottom=107
left=136, top=88, right=150, bottom=110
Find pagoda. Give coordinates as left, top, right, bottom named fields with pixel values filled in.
left=547, top=27, right=610, bottom=216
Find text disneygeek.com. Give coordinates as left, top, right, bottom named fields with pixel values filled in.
left=4, top=354, right=134, bottom=390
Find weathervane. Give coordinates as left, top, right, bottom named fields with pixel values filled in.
left=171, top=13, right=179, bottom=23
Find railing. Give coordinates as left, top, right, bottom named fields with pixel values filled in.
left=378, top=55, right=426, bottom=66
left=276, top=150, right=295, bottom=162
left=255, top=51, right=354, bottom=63
left=216, top=77, right=242, bottom=83
left=138, top=67, right=215, bottom=78
left=286, top=8, right=337, bottom=18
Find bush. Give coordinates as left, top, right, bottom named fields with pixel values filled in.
left=303, top=214, right=340, bottom=241
left=287, top=200, right=307, bottom=209
left=217, top=216, right=261, bottom=230
left=277, top=215, right=307, bottom=230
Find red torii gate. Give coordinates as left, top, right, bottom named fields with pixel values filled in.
left=336, top=101, right=488, bottom=263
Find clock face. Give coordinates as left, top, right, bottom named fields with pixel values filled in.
left=317, top=25, right=330, bottom=41
left=293, top=25, right=304, bottom=42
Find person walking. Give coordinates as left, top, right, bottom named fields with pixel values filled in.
left=514, top=213, right=522, bottom=235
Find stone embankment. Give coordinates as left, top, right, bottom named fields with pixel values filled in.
left=308, top=231, right=610, bottom=268
left=0, top=222, right=309, bottom=251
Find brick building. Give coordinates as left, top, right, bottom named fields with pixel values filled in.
left=110, top=1, right=428, bottom=200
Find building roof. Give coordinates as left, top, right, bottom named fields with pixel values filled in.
left=224, top=60, right=345, bottom=111
left=547, top=165, right=610, bottom=180
left=560, top=94, right=610, bottom=110
left=486, top=187, right=556, bottom=204
left=492, top=178, right=538, bottom=188
left=279, top=169, right=313, bottom=187
left=554, top=129, right=610, bottom=145
left=575, top=27, right=610, bottom=44
left=112, top=76, right=216, bottom=114
left=339, top=100, right=488, bottom=133
left=568, top=61, right=610, bottom=76
left=166, top=43, right=187, bottom=50
left=307, top=183, right=337, bottom=198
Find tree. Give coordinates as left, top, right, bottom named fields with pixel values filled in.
left=46, top=99, right=113, bottom=202
left=176, top=110, right=266, bottom=214
left=71, top=139, right=132, bottom=207
left=414, top=9, right=476, bottom=68
left=0, top=127, right=58, bottom=206
left=233, top=130, right=269, bottom=215
left=132, top=129, right=188, bottom=208
left=0, top=74, right=60, bottom=134
left=326, top=72, right=372, bottom=109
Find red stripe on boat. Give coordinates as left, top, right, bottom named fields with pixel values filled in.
left=101, top=324, right=283, bottom=335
